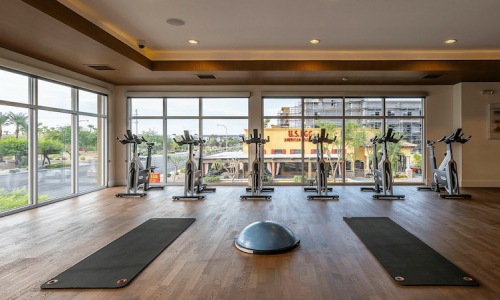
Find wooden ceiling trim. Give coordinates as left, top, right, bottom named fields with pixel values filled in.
left=152, top=60, right=500, bottom=72
left=21, top=0, right=152, bottom=70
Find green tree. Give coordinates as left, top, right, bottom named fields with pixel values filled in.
left=167, top=154, right=184, bottom=182
left=57, top=125, right=72, bottom=159
left=0, top=112, right=12, bottom=161
left=0, top=137, right=28, bottom=167
left=139, top=129, right=163, bottom=155
left=78, top=126, right=98, bottom=152
left=38, top=138, right=64, bottom=165
left=8, top=112, right=28, bottom=138
left=412, top=153, right=422, bottom=169
left=227, top=137, right=240, bottom=148
left=41, top=126, right=63, bottom=141
left=0, top=112, right=12, bottom=139
left=315, top=120, right=367, bottom=181
left=206, top=134, right=220, bottom=148
left=386, top=135, right=403, bottom=173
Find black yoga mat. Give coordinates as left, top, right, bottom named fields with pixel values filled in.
left=41, top=218, right=195, bottom=289
left=344, top=217, right=479, bottom=286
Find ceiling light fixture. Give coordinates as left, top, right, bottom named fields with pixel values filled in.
left=310, top=39, right=320, bottom=44
left=481, top=90, right=495, bottom=95
left=444, top=39, right=457, bottom=44
left=188, top=39, right=199, bottom=44
left=166, top=18, right=185, bottom=26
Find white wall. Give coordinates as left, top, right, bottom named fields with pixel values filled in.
left=459, top=83, right=500, bottom=187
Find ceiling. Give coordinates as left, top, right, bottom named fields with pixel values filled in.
left=1, top=0, right=500, bottom=85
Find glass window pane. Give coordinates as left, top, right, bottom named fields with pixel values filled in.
left=0, top=105, right=29, bottom=212
left=0, top=69, right=29, bottom=104
left=130, top=98, right=163, bottom=117
left=78, top=116, right=105, bottom=191
left=386, top=118, right=423, bottom=183
left=128, top=119, right=164, bottom=184
left=202, top=98, right=248, bottom=116
left=345, top=97, right=382, bottom=117
left=38, top=80, right=72, bottom=110
left=263, top=118, right=306, bottom=183
left=166, top=98, right=199, bottom=116
left=263, top=98, right=301, bottom=117
left=202, top=119, right=248, bottom=184
left=304, top=98, right=343, bottom=117
left=38, top=110, right=72, bottom=200
left=343, top=119, right=382, bottom=183
left=166, top=119, right=199, bottom=183
left=385, top=98, right=423, bottom=117
left=308, top=119, right=343, bottom=183
left=79, top=90, right=99, bottom=114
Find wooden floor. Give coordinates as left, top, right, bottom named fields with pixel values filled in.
left=1, top=185, right=499, bottom=300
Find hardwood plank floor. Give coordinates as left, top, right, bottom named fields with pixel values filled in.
left=1, top=186, right=499, bottom=300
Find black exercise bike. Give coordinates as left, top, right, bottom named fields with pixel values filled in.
left=116, top=130, right=163, bottom=197
left=304, top=128, right=339, bottom=200
left=361, top=128, right=405, bottom=200
left=241, top=129, right=274, bottom=200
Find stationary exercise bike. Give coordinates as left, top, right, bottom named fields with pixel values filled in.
left=417, top=128, right=472, bottom=199
left=172, top=130, right=215, bottom=200
left=361, top=128, right=405, bottom=200
left=241, top=129, right=274, bottom=200
left=116, top=130, right=164, bottom=197
left=304, top=128, right=339, bottom=200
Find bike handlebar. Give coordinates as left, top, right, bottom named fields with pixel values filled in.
left=377, top=128, right=403, bottom=144
left=435, top=128, right=472, bottom=144
left=241, top=129, right=270, bottom=144
left=308, top=128, right=336, bottom=144
left=116, top=129, right=142, bottom=145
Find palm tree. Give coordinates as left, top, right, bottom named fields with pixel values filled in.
left=8, top=112, right=28, bottom=138
left=0, top=112, right=12, bottom=139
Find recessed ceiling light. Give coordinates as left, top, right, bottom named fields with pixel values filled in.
left=444, top=39, right=457, bottom=44
left=310, top=39, right=320, bottom=44
left=188, top=39, right=199, bottom=44
left=166, top=18, right=185, bottom=26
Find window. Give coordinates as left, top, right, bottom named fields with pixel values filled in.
left=0, top=67, right=108, bottom=215
left=0, top=69, right=29, bottom=104
left=78, top=116, right=106, bottom=192
left=202, top=98, right=248, bottom=116
left=0, top=105, right=29, bottom=211
left=38, top=80, right=72, bottom=110
left=38, top=110, right=72, bottom=201
left=263, top=96, right=424, bottom=184
left=128, top=97, right=249, bottom=185
left=79, top=90, right=101, bottom=114
left=166, top=98, right=198, bottom=116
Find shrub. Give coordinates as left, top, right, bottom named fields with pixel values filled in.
left=203, top=176, right=221, bottom=183
left=293, top=175, right=305, bottom=183
left=0, top=188, right=50, bottom=211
